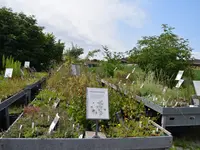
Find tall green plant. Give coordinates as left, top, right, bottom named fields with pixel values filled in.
left=2, top=55, right=21, bottom=77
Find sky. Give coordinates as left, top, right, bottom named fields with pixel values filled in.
left=0, top=0, right=200, bottom=59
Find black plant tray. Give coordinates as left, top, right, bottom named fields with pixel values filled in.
left=0, top=77, right=47, bottom=130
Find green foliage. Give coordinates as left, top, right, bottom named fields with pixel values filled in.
left=64, top=43, right=84, bottom=60
left=129, top=24, right=192, bottom=87
left=0, top=7, right=64, bottom=71
left=193, top=68, right=200, bottom=80
left=2, top=55, right=21, bottom=77
left=3, top=64, right=162, bottom=139
left=85, top=49, right=100, bottom=60
left=98, top=46, right=125, bottom=78
left=0, top=72, right=47, bottom=102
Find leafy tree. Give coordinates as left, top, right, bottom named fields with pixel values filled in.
left=100, top=46, right=125, bottom=77
left=128, top=24, right=193, bottom=87
left=0, top=7, right=64, bottom=71
left=85, top=49, right=100, bottom=60
left=64, top=43, right=84, bottom=59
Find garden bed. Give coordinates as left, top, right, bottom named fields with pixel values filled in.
left=0, top=135, right=172, bottom=150
left=0, top=76, right=47, bottom=131
left=0, top=72, right=47, bottom=103
left=101, top=79, right=200, bottom=128
left=0, top=64, right=173, bottom=150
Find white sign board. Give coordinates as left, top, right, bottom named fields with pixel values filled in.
left=4, top=68, right=13, bottom=78
left=71, top=64, right=80, bottom=76
left=193, top=81, right=200, bottom=96
left=24, top=61, right=30, bottom=68
left=86, top=88, right=109, bottom=120
left=175, top=79, right=184, bottom=88
left=175, top=70, right=184, bottom=81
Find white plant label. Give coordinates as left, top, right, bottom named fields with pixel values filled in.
left=24, top=61, right=30, bottom=68
left=19, top=124, right=23, bottom=130
left=86, top=88, right=109, bottom=120
left=4, top=68, right=13, bottom=78
left=114, top=67, right=117, bottom=71
left=175, top=79, right=184, bottom=88
left=174, top=102, right=178, bottom=107
left=132, top=68, right=136, bottom=73
left=140, top=83, right=144, bottom=89
left=118, top=80, right=122, bottom=84
left=79, top=134, right=83, bottom=139
left=132, top=81, right=135, bottom=85
left=57, top=64, right=63, bottom=72
left=193, top=81, right=200, bottom=96
left=162, top=86, right=168, bottom=94
left=156, top=128, right=159, bottom=132
left=48, top=113, right=60, bottom=134
left=139, top=121, right=142, bottom=128
left=126, top=73, right=131, bottom=79
left=48, top=97, right=52, bottom=103
left=52, top=98, right=60, bottom=109
left=32, top=122, right=34, bottom=129
left=175, top=70, right=184, bottom=81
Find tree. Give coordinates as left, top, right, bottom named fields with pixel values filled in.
left=85, top=49, right=100, bottom=60
left=0, top=7, right=64, bottom=71
left=129, top=24, right=193, bottom=86
left=64, top=43, right=84, bottom=59
left=100, top=45, right=124, bottom=77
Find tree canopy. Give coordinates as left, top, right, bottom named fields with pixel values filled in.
left=0, top=7, right=65, bottom=71
left=128, top=24, right=193, bottom=86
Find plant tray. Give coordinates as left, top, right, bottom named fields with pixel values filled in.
left=0, top=136, right=172, bottom=150
left=0, top=78, right=47, bottom=131
left=0, top=120, right=172, bottom=150
left=101, top=79, right=200, bottom=128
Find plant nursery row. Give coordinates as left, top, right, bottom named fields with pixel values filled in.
left=93, top=64, right=200, bottom=128
left=0, top=66, right=48, bottom=131
left=0, top=64, right=173, bottom=150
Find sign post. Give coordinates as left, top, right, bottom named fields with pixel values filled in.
left=86, top=88, right=109, bottom=138
left=193, top=81, right=200, bottom=96
left=4, top=68, right=13, bottom=78
left=24, top=61, right=30, bottom=68
left=71, top=64, right=80, bottom=76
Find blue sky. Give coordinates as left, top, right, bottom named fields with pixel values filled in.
left=1, top=0, right=200, bottom=58
left=119, top=0, right=200, bottom=58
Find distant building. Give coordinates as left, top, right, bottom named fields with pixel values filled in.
left=192, top=59, right=200, bottom=66
left=120, top=58, right=128, bottom=64
left=84, top=60, right=99, bottom=67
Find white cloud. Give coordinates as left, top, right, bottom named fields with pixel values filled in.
left=0, top=0, right=147, bottom=54
left=192, top=51, right=200, bottom=59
